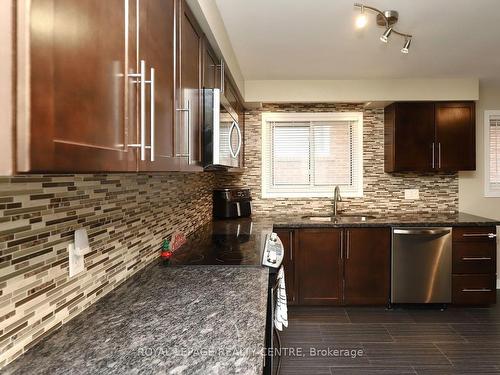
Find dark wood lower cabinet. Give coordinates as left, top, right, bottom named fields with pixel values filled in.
left=275, top=228, right=297, bottom=305
left=297, top=228, right=343, bottom=305
left=276, top=227, right=391, bottom=306
left=344, top=228, right=391, bottom=305
left=277, top=227, right=391, bottom=306
left=451, top=226, right=497, bottom=305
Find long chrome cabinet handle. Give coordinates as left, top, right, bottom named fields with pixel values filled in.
left=176, top=100, right=191, bottom=163
left=462, top=288, right=493, bottom=292
left=220, top=59, right=225, bottom=93
left=461, top=257, right=492, bottom=261
left=149, top=67, right=155, bottom=161
left=127, top=60, right=147, bottom=161
left=431, top=142, right=435, bottom=169
left=438, top=142, right=442, bottom=169
left=462, top=233, right=497, bottom=239
left=340, top=231, right=344, bottom=259
left=346, top=230, right=350, bottom=259
left=289, top=231, right=293, bottom=262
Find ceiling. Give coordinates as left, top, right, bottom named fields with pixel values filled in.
left=214, top=0, right=500, bottom=81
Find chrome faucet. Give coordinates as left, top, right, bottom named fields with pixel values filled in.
left=333, top=185, right=342, bottom=216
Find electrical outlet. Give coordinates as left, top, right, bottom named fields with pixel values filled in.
left=404, top=189, right=419, bottom=200
left=68, top=243, right=84, bottom=277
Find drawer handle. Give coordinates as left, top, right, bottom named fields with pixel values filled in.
left=462, top=288, right=493, bottom=292
left=461, top=257, right=493, bottom=261
left=462, top=233, right=496, bottom=239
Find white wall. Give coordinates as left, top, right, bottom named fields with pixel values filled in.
left=244, top=79, right=479, bottom=103
left=459, top=80, right=500, bottom=287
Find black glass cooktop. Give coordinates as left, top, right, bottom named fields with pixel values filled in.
left=168, top=218, right=270, bottom=266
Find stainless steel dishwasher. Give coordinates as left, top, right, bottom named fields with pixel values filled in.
left=391, top=227, right=452, bottom=304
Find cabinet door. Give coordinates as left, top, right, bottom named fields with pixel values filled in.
left=224, top=75, right=239, bottom=113
left=435, top=102, right=475, bottom=171
left=297, top=229, right=342, bottom=305
left=386, top=102, right=435, bottom=172
left=137, top=0, right=179, bottom=171
left=202, top=41, right=219, bottom=89
left=21, top=0, right=135, bottom=172
left=344, top=228, right=390, bottom=305
left=177, top=0, right=203, bottom=171
left=275, top=228, right=296, bottom=305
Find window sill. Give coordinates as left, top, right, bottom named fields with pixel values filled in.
left=262, top=191, right=364, bottom=199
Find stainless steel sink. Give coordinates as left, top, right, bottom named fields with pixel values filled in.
left=302, top=214, right=376, bottom=222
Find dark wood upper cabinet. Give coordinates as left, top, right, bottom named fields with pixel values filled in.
left=343, top=228, right=390, bottom=305
left=16, top=0, right=244, bottom=174
left=176, top=0, right=203, bottom=171
left=275, top=228, right=297, bottom=305
left=137, top=0, right=180, bottom=171
left=224, top=75, right=240, bottom=114
left=21, top=0, right=135, bottom=172
left=297, top=229, right=343, bottom=305
left=385, top=101, right=475, bottom=173
left=384, top=102, right=435, bottom=172
left=435, top=102, right=475, bottom=171
left=202, top=42, right=220, bottom=90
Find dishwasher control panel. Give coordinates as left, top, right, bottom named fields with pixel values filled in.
left=262, top=233, right=284, bottom=268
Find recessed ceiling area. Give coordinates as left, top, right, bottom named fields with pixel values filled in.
left=214, top=0, right=500, bottom=80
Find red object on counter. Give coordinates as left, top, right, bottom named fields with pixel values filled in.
left=161, top=250, right=173, bottom=260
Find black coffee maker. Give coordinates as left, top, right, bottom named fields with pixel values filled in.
left=213, top=188, right=252, bottom=219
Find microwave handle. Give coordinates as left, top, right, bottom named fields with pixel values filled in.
left=234, top=122, right=242, bottom=158
left=228, top=122, right=242, bottom=158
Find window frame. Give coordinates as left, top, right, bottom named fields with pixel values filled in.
left=484, top=110, right=500, bottom=197
left=261, top=112, right=364, bottom=199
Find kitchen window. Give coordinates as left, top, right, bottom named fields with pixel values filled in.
left=484, top=110, right=500, bottom=197
left=262, top=112, right=363, bottom=198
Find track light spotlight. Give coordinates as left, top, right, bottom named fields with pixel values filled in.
left=401, top=38, right=411, bottom=53
left=380, top=28, right=392, bottom=43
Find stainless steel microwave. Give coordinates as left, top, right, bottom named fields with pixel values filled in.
left=203, top=88, right=242, bottom=169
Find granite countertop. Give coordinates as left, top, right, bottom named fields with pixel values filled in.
left=3, top=263, right=269, bottom=375
left=265, top=211, right=500, bottom=228
left=169, top=219, right=273, bottom=266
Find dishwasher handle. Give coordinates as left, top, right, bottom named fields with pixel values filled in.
left=393, top=228, right=451, bottom=236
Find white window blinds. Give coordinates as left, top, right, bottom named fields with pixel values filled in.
left=485, top=111, right=500, bottom=196
left=262, top=112, right=363, bottom=198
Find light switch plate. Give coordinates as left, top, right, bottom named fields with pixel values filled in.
left=68, top=243, right=84, bottom=277
left=404, top=189, right=419, bottom=200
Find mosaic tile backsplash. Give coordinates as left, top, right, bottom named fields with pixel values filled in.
left=0, top=172, right=216, bottom=367
left=219, top=103, right=459, bottom=215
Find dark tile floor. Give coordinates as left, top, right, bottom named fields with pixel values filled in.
left=279, top=293, right=500, bottom=375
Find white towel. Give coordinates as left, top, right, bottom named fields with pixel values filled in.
left=274, top=266, right=288, bottom=331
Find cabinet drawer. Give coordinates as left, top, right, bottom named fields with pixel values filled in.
left=453, top=242, right=496, bottom=274
left=452, top=274, right=496, bottom=305
left=452, top=227, right=497, bottom=242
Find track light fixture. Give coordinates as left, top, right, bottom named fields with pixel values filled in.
left=354, top=3, right=413, bottom=54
